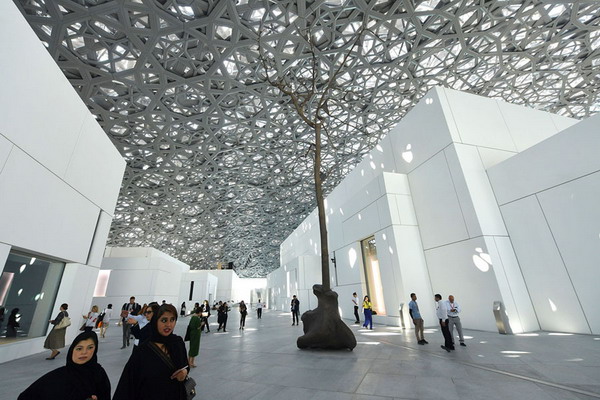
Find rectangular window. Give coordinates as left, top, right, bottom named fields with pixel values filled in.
left=361, top=236, right=386, bottom=316
left=0, top=251, right=65, bottom=342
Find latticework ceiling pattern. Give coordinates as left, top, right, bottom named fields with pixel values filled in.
left=16, top=0, right=600, bottom=277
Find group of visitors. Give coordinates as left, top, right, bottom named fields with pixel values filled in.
left=19, top=299, right=195, bottom=400
left=408, top=292, right=466, bottom=352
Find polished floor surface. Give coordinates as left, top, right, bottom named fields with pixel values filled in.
left=2, top=309, right=600, bottom=400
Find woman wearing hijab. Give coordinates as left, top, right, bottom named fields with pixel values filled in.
left=129, top=302, right=159, bottom=348
left=113, top=304, right=189, bottom=400
left=180, top=302, right=186, bottom=316
left=6, top=308, right=20, bottom=337
left=18, top=331, right=111, bottom=400
left=44, top=303, right=69, bottom=360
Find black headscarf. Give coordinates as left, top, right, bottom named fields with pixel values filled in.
left=149, top=304, right=188, bottom=370
left=18, top=331, right=111, bottom=400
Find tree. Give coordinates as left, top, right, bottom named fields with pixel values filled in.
left=256, top=8, right=378, bottom=350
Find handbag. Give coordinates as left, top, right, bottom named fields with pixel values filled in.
left=55, top=316, right=71, bottom=329
left=184, top=325, right=191, bottom=341
left=184, top=376, right=197, bottom=400
left=79, top=322, right=86, bottom=331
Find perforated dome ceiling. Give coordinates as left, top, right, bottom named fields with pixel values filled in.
left=16, top=0, right=600, bottom=277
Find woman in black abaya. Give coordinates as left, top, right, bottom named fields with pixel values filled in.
left=18, top=330, right=110, bottom=400
left=113, top=303, right=189, bottom=400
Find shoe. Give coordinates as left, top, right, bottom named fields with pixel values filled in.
left=418, top=340, right=425, bottom=345
left=46, top=351, right=59, bottom=360
left=441, top=345, right=451, bottom=352
left=120, top=346, right=126, bottom=349
left=423, top=340, right=429, bottom=344
left=460, top=342, right=467, bottom=347
left=223, top=330, right=227, bottom=332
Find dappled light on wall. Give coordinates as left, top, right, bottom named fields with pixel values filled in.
left=473, top=247, right=492, bottom=272
left=348, top=248, right=357, bottom=269
left=548, top=298, right=558, bottom=312
left=402, top=144, right=413, bottom=163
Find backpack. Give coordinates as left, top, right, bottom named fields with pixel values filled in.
left=97, top=312, right=105, bottom=322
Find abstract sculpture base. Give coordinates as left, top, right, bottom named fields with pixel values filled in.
left=297, top=284, right=357, bottom=350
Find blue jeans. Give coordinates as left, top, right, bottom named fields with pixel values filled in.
left=363, top=309, right=373, bottom=329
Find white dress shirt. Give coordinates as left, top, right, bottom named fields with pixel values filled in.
left=445, top=300, right=461, bottom=317
left=436, top=300, right=448, bottom=320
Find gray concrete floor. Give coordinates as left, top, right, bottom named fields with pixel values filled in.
left=2, top=309, right=600, bottom=400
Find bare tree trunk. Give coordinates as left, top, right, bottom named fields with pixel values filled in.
left=313, top=122, right=330, bottom=290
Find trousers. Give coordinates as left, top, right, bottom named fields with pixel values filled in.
left=353, top=306, right=360, bottom=323
left=448, top=316, right=464, bottom=343
left=413, top=318, right=424, bottom=341
left=440, top=319, right=454, bottom=349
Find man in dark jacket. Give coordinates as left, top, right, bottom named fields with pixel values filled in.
left=291, top=295, right=300, bottom=326
left=120, top=296, right=140, bottom=349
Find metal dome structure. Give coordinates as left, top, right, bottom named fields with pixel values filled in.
left=15, top=0, right=600, bottom=276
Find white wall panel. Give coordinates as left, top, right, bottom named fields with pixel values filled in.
left=536, top=173, right=600, bottom=333
left=441, top=90, right=517, bottom=151
left=500, top=196, right=590, bottom=333
left=342, top=201, right=381, bottom=244
left=394, top=195, right=418, bottom=226
left=0, top=3, right=90, bottom=177
left=0, top=134, right=13, bottom=173
left=0, top=242, right=10, bottom=268
left=443, top=145, right=482, bottom=238
left=550, top=113, right=579, bottom=132
left=391, top=225, right=435, bottom=326
left=0, top=148, right=99, bottom=263
left=452, top=144, right=508, bottom=236
left=488, top=113, right=600, bottom=205
left=389, top=88, right=453, bottom=174
left=496, top=100, right=573, bottom=152
left=424, top=237, right=503, bottom=332
left=382, top=172, right=411, bottom=195
left=64, top=114, right=125, bottom=213
left=408, top=151, right=469, bottom=249
left=476, top=147, right=516, bottom=170
left=487, top=236, right=539, bottom=332
left=86, top=211, right=113, bottom=268
left=343, top=173, right=383, bottom=218
left=334, top=242, right=363, bottom=287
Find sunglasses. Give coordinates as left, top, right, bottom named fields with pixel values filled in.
left=144, top=310, right=153, bottom=314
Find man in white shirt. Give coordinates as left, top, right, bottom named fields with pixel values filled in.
left=445, top=295, right=466, bottom=347
left=256, top=299, right=263, bottom=319
left=99, top=304, right=113, bottom=338
left=352, top=292, right=360, bottom=324
left=435, top=294, right=454, bottom=352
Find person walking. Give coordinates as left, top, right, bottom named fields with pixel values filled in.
left=408, top=293, right=427, bottom=345
left=180, top=302, right=186, bottom=317
left=82, top=305, right=99, bottom=332
left=18, top=331, right=111, bottom=400
left=99, top=304, right=113, bottom=338
left=239, top=300, right=248, bottom=330
left=217, top=301, right=229, bottom=332
left=291, top=295, right=300, bottom=326
left=362, top=296, right=373, bottom=330
left=121, top=296, right=141, bottom=349
left=187, top=309, right=202, bottom=367
left=256, top=299, right=263, bottom=319
left=352, top=292, right=360, bottom=324
left=445, top=294, right=466, bottom=347
left=44, top=304, right=69, bottom=360
left=435, top=294, right=454, bottom=352
left=199, top=300, right=211, bottom=333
